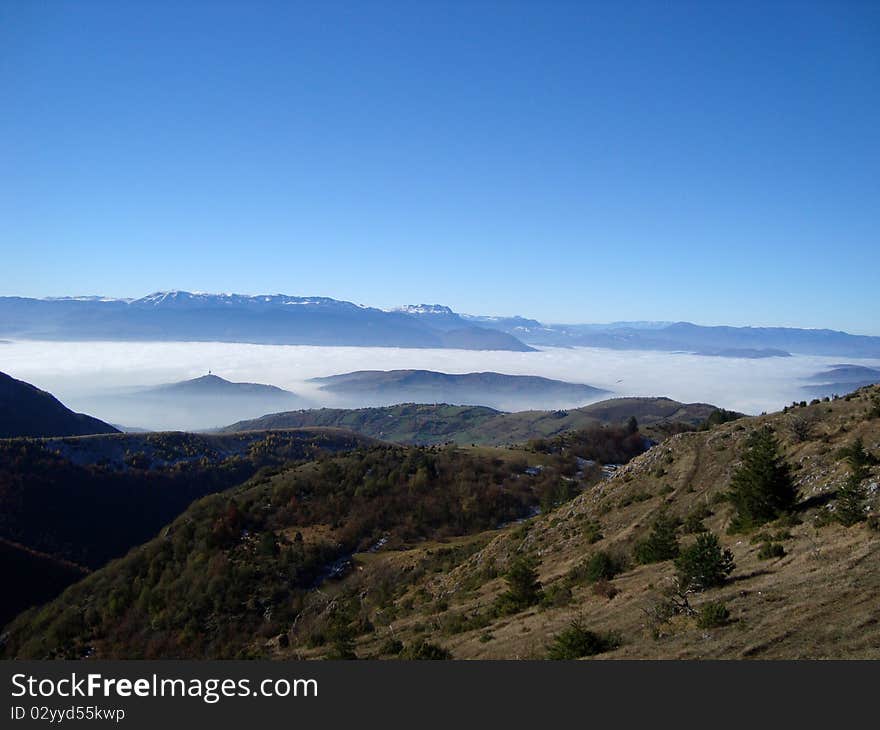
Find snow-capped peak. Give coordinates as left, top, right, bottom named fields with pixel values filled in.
left=395, top=304, right=456, bottom=316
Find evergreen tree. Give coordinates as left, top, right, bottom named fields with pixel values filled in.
left=498, top=556, right=543, bottom=612
left=634, top=511, right=680, bottom=564
left=625, top=416, right=639, bottom=435
left=674, top=533, right=735, bottom=592
left=837, top=438, right=877, bottom=472
left=835, top=439, right=872, bottom=526
left=729, top=428, right=797, bottom=531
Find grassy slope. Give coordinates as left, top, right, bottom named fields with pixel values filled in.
left=286, top=386, right=880, bottom=659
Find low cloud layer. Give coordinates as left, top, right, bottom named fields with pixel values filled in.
left=2, top=340, right=877, bottom=431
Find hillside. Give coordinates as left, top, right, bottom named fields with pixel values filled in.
left=0, top=421, right=648, bottom=658
left=297, top=385, right=879, bottom=660
left=222, top=397, right=721, bottom=445
left=0, top=371, right=118, bottom=438
left=0, top=428, right=374, bottom=620
left=5, top=386, right=878, bottom=659
left=309, top=369, right=609, bottom=410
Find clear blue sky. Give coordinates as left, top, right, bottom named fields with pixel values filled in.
left=1, top=1, right=878, bottom=333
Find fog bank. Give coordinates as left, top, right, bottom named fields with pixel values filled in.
left=2, top=340, right=876, bottom=431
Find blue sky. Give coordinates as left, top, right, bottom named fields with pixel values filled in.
left=1, top=1, right=878, bottom=333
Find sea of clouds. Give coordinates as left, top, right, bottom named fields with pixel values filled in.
left=2, top=340, right=877, bottom=431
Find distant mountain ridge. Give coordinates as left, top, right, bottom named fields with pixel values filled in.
left=478, top=319, right=880, bottom=358
left=0, top=372, right=118, bottom=438
left=3, top=292, right=879, bottom=357
left=803, top=364, right=880, bottom=398
left=0, top=292, right=534, bottom=352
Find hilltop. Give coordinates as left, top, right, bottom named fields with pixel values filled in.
left=803, top=364, right=880, bottom=398
left=146, top=373, right=298, bottom=398
left=309, top=369, right=609, bottom=410
left=222, top=397, right=721, bottom=445
left=0, top=371, right=118, bottom=438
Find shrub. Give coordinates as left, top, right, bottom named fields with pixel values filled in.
left=547, top=619, right=620, bottom=659
left=633, top=512, right=680, bottom=564
left=757, top=542, right=785, bottom=560
left=787, top=415, right=815, bottom=443
left=541, top=582, right=573, bottom=609
left=399, top=641, right=452, bottom=660
left=682, top=512, right=709, bottom=534
left=379, top=637, right=403, bottom=656
left=592, top=579, right=619, bottom=599
left=729, top=428, right=797, bottom=531
left=674, top=533, right=735, bottom=592
left=582, top=518, right=604, bottom=544
left=696, top=601, right=730, bottom=628
left=568, top=551, right=621, bottom=585
left=618, top=492, right=652, bottom=508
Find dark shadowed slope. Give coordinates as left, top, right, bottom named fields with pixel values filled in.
left=0, top=428, right=375, bottom=622
left=0, top=372, right=118, bottom=438
left=0, top=539, right=89, bottom=628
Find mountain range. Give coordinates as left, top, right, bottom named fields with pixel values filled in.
left=454, top=318, right=880, bottom=358
left=2, top=292, right=880, bottom=357
left=0, top=293, right=534, bottom=351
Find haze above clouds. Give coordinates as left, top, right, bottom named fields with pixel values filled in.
left=2, top=340, right=876, bottom=432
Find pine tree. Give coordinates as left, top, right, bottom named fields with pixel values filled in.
left=835, top=439, right=873, bottom=526
left=498, top=556, right=543, bottom=612
left=634, top=511, right=680, bottom=564
left=625, top=416, right=639, bottom=435
left=674, top=532, right=735, bottom=592
left=729, top=428, right=797, bottom=531
left=835, top=471, right=867, bottom=526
